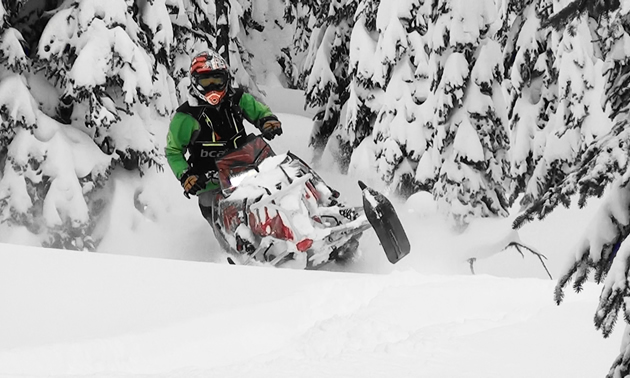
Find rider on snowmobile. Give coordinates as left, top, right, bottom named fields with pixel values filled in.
left=165, top=50, right=282, bottom=227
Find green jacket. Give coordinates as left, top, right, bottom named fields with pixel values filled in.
left=166, top=91, right=276, bottom=193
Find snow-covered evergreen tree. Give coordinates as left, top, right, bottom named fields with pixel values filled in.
left=225, top=0, right=266, bottom=95
left=303, top=0, right=357, bottom=167
left=282, top=0, right=317, bottom=88
left=523, top=19, right=609, bottom=205
left=504, top=0, right=610, bottom=211
left=501, top=0, right=554, bottom=203
left=37, top=0, right=162, bottom=169
left=0, top=0, right=37, bottom=204
left=236, top=0, right=294, bottom=91
left=217, top=0, right=231, bottom=62
left=169, top=0, right=209, bottom=103
left=369, top=0, right=429, bottom=195
left=0, top=1, right=127, bottom=250
left=514, top=2, right=630, bottom=377
left=139, top=0, right=180, bottom=116
left=417, top=0, right=511, bottom=227
left=340, top=0, right=382, bottom=174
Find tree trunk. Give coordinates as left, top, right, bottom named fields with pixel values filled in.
left=216, top=0, right=230, bottom=64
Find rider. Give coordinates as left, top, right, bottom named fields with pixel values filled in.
left=166, top=50, right=282, bottom=229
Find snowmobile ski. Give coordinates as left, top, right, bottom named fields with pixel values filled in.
left=359, top=181, right=410, bottom=264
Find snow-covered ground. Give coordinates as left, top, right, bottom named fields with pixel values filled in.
left=0, top=86, right=622, bottom=377
left=0, top=242, right=621, bottom=378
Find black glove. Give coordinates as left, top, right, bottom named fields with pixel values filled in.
left=180, top=170, right=210, bottom=196
left=258, top=116, right=282, bottom=140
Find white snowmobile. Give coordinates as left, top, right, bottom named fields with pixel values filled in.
left=208, top=133, right=410, bottom=269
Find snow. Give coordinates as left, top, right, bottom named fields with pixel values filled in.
left=0, top=5, right=5, bottom=29
left=0, top=241, right=621, bottom=377
left=472, top=39, right=503, bottom=88
left=0, top=79, right=625, bottom=377
left=376, top=5, right=409, bottom=65
left=350, top=18, right=378, bottom=84
left=453, top=118, right=485, bottom=162
left=140, top=0, right=174, bottom=56
left=0, top=28, right=28, bottom=72
left=306, top=26, right=338, bottom=100
left=414, top=147, right=437, bottom=183
left=0, top=75, right=37, bottom=127
left=449, top=0, right=497, bottom=47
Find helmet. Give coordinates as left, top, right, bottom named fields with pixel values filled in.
left=190, top=51, right=230, bottom=106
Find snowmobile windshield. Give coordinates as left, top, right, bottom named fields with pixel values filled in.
left=216, top=135, right=275, bottom=190
left=229, top=168, right=258, bottom=187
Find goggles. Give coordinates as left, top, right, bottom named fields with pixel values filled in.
left=199, top=76, right=226, bottom=86
left=194, top=72, right=228, bottom=91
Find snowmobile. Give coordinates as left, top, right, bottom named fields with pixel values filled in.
left=207, top=133, right=410, bottom=269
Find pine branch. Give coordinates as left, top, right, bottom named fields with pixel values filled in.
left=595, top=287, right=625, bottom=337
left=606, top=351, right=630, bottom=378
left=573, top=262, right=592, bottom=293
left=554, top=253, right=589, bottom=305
left=541, top=0, right=589, bottom=30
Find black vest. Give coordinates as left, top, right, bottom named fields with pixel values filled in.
left=177, top=89, right=247, bottom=173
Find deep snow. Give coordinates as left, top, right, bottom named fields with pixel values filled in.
left=0, top=242, right=622, bottom=378
left=0, top=86, right=624, bottom=377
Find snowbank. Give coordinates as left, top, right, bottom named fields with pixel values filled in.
left=0, top=242, right=622, bottom=377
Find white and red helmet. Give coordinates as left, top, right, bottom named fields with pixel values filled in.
left=190, top=51, right=230, bottom=106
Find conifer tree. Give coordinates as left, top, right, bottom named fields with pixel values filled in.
left=370, top=0, right=429, bottom=195
left=216, top=0, right=231, bottom=62
left=504, top=0, right=609, bottom=210
left=342, top=0, right=383, bottom=173
left=514, top=2, right=630, bottom=376
left=303, top=0, right=357, bottom=167
left=37, top=0, right=162, bottom=169
left=228, top=0, right=264, bottom=95
left=0, top=0, right=169, bottom=250
left=282, top=0, right=317, bottom=88
left=501, top=0, right=556, bottom=202
left=0, top=1, right=119, bottom=249
left=0, top=1, right=38, bottom=220
left=522, top=20, right=608, bottom=205
left=418, top=0, right=511, bottom=227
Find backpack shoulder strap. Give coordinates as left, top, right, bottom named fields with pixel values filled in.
left=231, top=87, right=245, bottom=105
left=176, top=101, right=205, bottom=121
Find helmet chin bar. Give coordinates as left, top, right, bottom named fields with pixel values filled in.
left=204, top=89, right=226, bottom=106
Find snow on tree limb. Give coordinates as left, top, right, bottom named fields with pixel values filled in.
left=453, top=118, right=484, bottom=163
left=0, top=28, right=28, bottom=73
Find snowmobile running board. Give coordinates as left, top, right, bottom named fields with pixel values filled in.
left=359, top=181, right=411, bottom=264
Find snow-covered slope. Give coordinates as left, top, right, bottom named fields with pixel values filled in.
left=0, top=242, right=622, bottom=378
